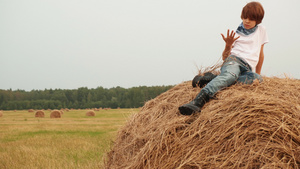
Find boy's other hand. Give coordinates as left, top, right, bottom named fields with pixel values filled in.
left=221, top=29, right=240, bottom=47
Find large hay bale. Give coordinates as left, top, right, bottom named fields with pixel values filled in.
left=35, top=110, right=45, bottom=118
left=104, top=76, right=300, bottom=169
left=50, top=110, right=61, bottom=118
left=86, top=110, right=95, bottom=116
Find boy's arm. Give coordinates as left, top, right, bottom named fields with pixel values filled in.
left=222, top=45, right=232, bottom=61
left=256, top=44, right=265, bottom=74
left=221, top=30, right=240, bottom=60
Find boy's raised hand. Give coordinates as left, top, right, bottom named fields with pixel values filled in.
left=221, top=29, right=240, bottom=47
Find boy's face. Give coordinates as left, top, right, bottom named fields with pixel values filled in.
left=242, top=18, right=257, bottom=29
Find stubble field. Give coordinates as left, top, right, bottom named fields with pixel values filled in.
left=0, top=108, right=139, bottom=169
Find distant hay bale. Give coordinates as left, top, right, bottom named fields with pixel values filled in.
left=104, top=74, right=300, bottom=169
left=86, top=110, right=95, bottom=116
left=0, top=111, right=3, bottom=117
left=28, top=109, right=35, bottom=112
left=50, top=110, right=61, bottom=118
left=35, top=110, right=45, bottom=118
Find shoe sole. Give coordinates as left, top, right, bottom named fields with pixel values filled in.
left=179, top=104, right=201, bottom=115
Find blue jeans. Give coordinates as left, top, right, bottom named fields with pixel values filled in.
left=202, top=55, right=262, bottom=98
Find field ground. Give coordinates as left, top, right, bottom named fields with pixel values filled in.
left=0, top=108, right=139, bottom=169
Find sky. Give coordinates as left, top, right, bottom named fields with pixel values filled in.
left=1, top=0, right=299, bottom=91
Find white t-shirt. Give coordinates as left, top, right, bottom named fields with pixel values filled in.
left=231, top=24, right=269, bottom=72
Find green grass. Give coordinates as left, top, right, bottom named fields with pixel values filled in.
left=0, top=109, right=139, bottom=169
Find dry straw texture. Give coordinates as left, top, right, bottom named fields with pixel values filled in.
left=35, top=110, right=45, bottom=118
left=50, top=110, right=61, bottom=118
left=104, top=73, right=300, bottom=169
left=86, top=110, right=95, bottom=116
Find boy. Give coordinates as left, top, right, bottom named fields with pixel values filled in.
left=179, top=2, right=269, bottom=115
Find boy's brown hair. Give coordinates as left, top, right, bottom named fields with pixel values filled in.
left=241, top=2, right=264, bottom=24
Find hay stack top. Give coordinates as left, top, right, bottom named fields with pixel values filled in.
left=105, top=77, right=300, bottom=169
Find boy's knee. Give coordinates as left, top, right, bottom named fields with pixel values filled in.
left=237, top=72, right=263, bottom=84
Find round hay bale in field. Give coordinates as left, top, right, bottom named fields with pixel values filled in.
left=0, top=111, right=3, bottom=117
left=50, top=110, right=61, bottom=118
left=28, top=109, right=35, bottom=112
left=35, top=110, right=45, bottom=118
left=104, top=74, right=300, bottom=169
left=86, top=110, right=95, bottom=116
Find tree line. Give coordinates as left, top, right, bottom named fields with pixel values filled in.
left=0, top=85, right=173, bottom=110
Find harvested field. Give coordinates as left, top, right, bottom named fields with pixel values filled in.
left=35, top=110, right=45, bottom=118
left=104, top=75, right=300, bottom=169
left=0, top=108, right=138, bottom=169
